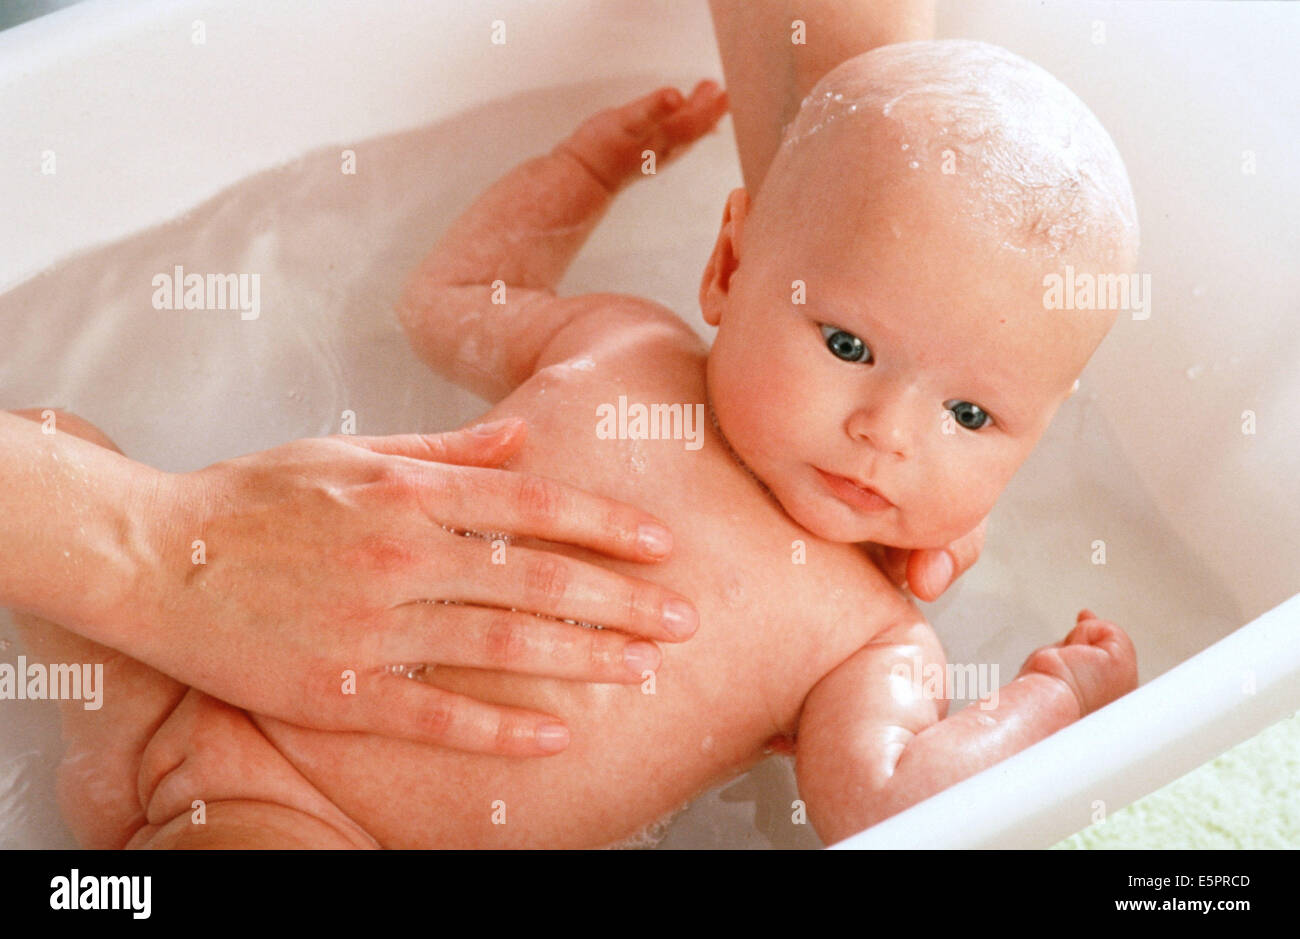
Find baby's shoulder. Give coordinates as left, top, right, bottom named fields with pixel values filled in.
left=533, top=292, right=705, bottom=374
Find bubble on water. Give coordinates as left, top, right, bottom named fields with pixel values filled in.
left=1185, top=364, right=1204, bottom=380
left=601, top=807, right=683, bottom=850
left=908, top=160, right=920, bottom=169
left=901, top=142, right=910, bottom=151
left=628, top=439, right=647, bottom=474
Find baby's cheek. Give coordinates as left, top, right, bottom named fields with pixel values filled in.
left=911, top=466, right=1001, bottom=547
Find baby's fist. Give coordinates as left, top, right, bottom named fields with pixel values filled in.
left=1018, top=610, right=1138, bottom=719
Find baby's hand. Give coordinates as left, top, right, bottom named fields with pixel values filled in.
left=1017, top=610, right=1138, bottom=718
left=555, top=80, right=728, bottom=194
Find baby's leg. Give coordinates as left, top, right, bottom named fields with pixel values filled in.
left=125, top=690, right=375, bottom=849
left=796, top=611, right=1137, bottom=844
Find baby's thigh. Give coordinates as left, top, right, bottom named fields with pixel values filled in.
left=128, top=798, right=365, bottom=849
left=132, top=689, right=377, bottom=849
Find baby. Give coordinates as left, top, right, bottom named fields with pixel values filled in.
left=42, top=40, right=1140, bottom=849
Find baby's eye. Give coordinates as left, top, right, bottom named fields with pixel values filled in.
left=820, top=324, right=871, bottom=363
left=945, top=400, right=993, bottom=431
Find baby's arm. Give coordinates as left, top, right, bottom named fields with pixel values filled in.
left=397, top=82, right=727, bottom=401
left=796, top=610, right=1137, bottom=845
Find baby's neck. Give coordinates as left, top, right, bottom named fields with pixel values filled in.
left=704, top=388, right=776, bottom=504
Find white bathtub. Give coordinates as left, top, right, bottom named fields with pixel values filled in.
left=1, top=0, right=1297, bottom=850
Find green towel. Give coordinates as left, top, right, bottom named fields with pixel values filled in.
left=1053, top=710, right=1300, bottom=849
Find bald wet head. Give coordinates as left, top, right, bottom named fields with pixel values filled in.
left=751, top=39, right=1139, bottom=270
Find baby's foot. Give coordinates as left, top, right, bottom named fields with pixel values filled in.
left=1017, top=610, right=1138, bottom=718
left=555, top=80, right=728, bottom=193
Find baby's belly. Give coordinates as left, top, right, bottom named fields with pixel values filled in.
left=255, top=640, right=776, bottom=848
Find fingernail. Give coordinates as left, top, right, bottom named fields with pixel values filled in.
left=535, top=722, right=569, bottom=752
left=467, top=418, right=515, bottom=436
left=662, top=599, right=698, bottom=638
left=624, top=641, right=661, bottom=676
left=923, top=552, right=954, bottom=597
left=637, top=522, right=672, bottom=557
left=1078, top=608, right=1097, bottom=621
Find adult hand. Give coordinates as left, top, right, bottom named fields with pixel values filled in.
left=128, top=417, right=694, bottom=756
left=864, top=518, right=988, bottom=602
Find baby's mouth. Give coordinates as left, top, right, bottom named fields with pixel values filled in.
left=814, top=467, right=893, bottom=513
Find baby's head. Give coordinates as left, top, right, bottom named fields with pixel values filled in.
left=699, top=39, right=1139, bottom=549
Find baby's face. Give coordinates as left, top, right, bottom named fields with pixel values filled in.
left=701, top=155, right=1113, bottom=549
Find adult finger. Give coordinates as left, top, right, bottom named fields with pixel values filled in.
left=356, top=674, right=572, bottom=756
left=411, top=540, right=698, bottom=643
left=411, top=462, right=677, bottom=564
left=908, top=517, right=989, bottom=602
left=378, top=603, right=661, bottom=683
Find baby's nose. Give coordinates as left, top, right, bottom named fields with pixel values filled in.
left=845, top=399, right=912, bottom=458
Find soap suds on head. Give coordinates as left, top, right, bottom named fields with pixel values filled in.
left=769, top=39, right=1139, bottom=264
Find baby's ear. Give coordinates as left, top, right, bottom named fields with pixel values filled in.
left=699, top=188, right=749, bottom=326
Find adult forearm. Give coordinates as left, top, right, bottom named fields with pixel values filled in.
left=708, top=0, right=935, bottom=194
left=0, top=410, right=159, bottom=644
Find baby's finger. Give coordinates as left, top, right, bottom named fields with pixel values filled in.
left=658, top=80, right=729, bottom=147
left=357, top=676, right=571, bottom=756
left=380, top=603, right=661, bottom=683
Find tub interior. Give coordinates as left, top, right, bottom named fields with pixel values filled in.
left=1, top=0, right=1297, bottom=849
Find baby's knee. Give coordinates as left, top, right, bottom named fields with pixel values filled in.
left=9, top=407, right=122, bottom=453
